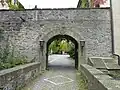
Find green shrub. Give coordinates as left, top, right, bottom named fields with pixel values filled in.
left=68, top=47, right=75, bottom=59
left=0, top=42, right=27, bottom=70
left=48, top=39, right=75, bottom=59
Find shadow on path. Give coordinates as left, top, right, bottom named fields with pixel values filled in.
left=22, top=55, right=87, bottom=90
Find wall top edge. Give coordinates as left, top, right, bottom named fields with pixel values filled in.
left=0, top=7, right=110, bottom=11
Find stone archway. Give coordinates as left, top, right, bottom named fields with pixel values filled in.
left=39, top=28, right=85, bottom=70
left=46, top=34, right=79, bottom=69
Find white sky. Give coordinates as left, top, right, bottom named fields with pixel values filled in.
left=19, top=0, right=79, bottom=9
left=18, top=0, right=110, bottom=9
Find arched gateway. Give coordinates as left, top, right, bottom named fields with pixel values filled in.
left=39, top=28, right=85, bottom=70
left=0, top=8, right=112, bottom=71
left=46, top=35, right=79, bottom=69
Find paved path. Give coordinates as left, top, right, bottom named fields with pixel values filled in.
left=23, top=54, right=84, bottom=90
left=48, top=54, right=75, bottom=67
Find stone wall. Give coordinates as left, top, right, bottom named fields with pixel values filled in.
left=111, top=0, right=120, bottom=55
left=0, top=62, right=41, bottom=90
left=0, top=8, right=112, bottom=62
left=81, top=64, right=120, bottom=90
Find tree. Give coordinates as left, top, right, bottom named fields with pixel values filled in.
left=77, top=0, right=107, bottom=8
left=77, top=0, right=89, bottom=8
left=48, top=39, right=75, bottom=58
left=7, top=0, right=25, bottom=10
left=90, top=0, right=107, bottom=7
left=49, top=40, right=60, bottom=54
left=59, top=40, right=70, bottom=54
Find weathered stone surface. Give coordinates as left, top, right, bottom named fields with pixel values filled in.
left=87, top=57, right=106, bottom=69
left=0, top=62, right=41, bottom=90
left=112, top=0, right=120, bottom=55
left=0, top=8, right=112, bottom=62
left=81, top=64, right=120, bottom=90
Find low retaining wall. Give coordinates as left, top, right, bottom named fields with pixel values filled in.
left=0, top=62, right=41, bottom=90
left=81, top=64, right=120, bottom=90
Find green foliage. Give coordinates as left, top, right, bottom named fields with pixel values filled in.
left=49, top=39, right=70, bottom=54
left=49, top=40, right=60, bottom=54
left=7, top=0, right=25, bottom=10
left=59, top=40, right=70, bottom=52
left=17, top=1, right=25, bottom=10
left=81, top=0, right=89, bottom=8
left=76, top=71, right=88, bottom=90
left=48, top=39, right=75, bottom=59
left=78, top=0, right=89, bottom=8
left=68, top=45, right=75, bottom=59
left=0, top=42, right=27, bottom=70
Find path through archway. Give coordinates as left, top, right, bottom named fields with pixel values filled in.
left=46, top=35, right=78, bottom=69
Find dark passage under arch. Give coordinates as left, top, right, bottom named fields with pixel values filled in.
left=46, top=34, right=79, bottom=69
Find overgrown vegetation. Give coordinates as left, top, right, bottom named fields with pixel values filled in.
left=0, top=28, right=28, bottom=70
left=48, top=39, right=75, bottom=59
left=7, top=0, right=25, bottom=10
left=76, top=71, right=88, bottom=90
left=0, top=0, right=25, bottom=10
left=0, top=43, right=27, bottom=70
left=78, top=0, right=107, bottom=8
left=0, top=30, right=27, bottom=70
left=68, top=46, right=75, bottom=59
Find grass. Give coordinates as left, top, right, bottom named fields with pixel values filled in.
left=76, top=71, right=88, bottom=90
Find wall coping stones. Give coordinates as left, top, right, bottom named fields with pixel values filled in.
left=0, top=62, right=41, bottom=90
left=0, top=8, right=112, bottom=60
left=0, top=8, right=110, bottom=11
left=0, top=62, right=40, bottom=76
left=88, top=57, right=120, bottom=70
left=106, top=63, right=120, bottom=70
left=87, top=57, right=107, bottom=69
left=81, top=64, right=120, bottom=90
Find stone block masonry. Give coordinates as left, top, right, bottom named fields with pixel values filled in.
left=0, top=8, right=112, bottom=62
left=81, top=64, right=120, bottom=90
left=112, top=0, right=120, bottom=55
left=0, top=62, right=41, bottom=90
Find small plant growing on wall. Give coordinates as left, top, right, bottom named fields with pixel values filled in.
left=0, top=42, right=28, bottom=70
left=0, top=31, right=28, bottom=70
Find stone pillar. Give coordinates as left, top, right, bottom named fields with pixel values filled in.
left=111, top=0, right=120, bottom=55
left=39, top=40, right=45, bottom=71
left=79, top=40, right=86, bottom=64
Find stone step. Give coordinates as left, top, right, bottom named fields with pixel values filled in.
left=88, top=57, right=106, bottom=69
left=106, top=63, right=120, bottom=70
left=102, top=57, right=117, bottom=64
left=88, top=57, right=119, bottom=70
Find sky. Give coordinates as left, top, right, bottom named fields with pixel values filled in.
left=19, top=0, right=110, bottom=9
left=19, top=0, right=79, bottom=9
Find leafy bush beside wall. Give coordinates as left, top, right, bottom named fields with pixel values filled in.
left=0, top=29, right=27, bottom=70
left=0, top=42, right=27, bottom=70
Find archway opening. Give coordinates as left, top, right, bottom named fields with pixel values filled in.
left=46, top=35, right=78, bottom=69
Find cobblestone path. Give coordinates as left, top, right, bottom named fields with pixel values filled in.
left=22, top=55, right=85, bottom=90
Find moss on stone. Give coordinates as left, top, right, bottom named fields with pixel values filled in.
left=76, top=71, right=88, bottom=90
